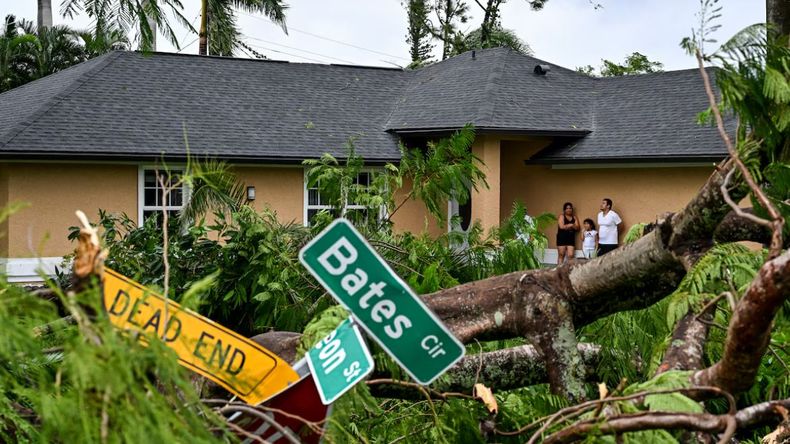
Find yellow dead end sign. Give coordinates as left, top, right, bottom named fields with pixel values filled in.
left=102, top=268, right=299, bottom=405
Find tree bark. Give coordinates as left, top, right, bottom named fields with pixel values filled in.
left=37, top=0, right=52, bottom=31
left=767, top=0, right=790, bottom=37
left=656, top=305, right=714, bottom=375
left=370, top=343, right=601, bottom=398
left=199, top=0, right=208, bottom=55
left=715, top=208, right=790, bottom=248
left=692, top=249, right=790, bottom=394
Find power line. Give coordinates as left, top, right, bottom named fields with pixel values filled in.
left=236, top=11, right=409, bottom=61
left=242, top=35, right=356, bottom=64
left=177, top=37, right=199, bottom=53
left=242, top=41, right=329, bottom=63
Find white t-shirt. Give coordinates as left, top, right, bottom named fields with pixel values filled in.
left=583, top=230, right=597, bottom=249
left=597, top=210, right=622, bottom=245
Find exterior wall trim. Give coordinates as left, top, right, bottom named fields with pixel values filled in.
left=2, top=257, right=64, bottom=283
left=541, top=248, right=584, bottom=265
left=550, top=162, right=714, bottom=170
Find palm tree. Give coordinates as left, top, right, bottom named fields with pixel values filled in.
left=199, top=0, right=288, bottom=56
left=1, top=16, right=34, bottom=92
left=37, top=0, right=52, bottom=31
left=79, top=20, right=130, bottom=57
left=15, top=20, right=86, bottom=80
left=177, top=158, right=248, bottom=226
left=1, top=16, right=86, bottom=92
left=61, top=0, right=194, bottom=51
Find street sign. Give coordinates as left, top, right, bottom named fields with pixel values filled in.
left=299, top=218, right=465, bottom=385
left=231, top=361, right=330, bottom=444
left=102, top=268, right=299, bottom=405
left=306, top=318, right=374, bottom=405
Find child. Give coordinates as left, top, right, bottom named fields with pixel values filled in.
left=582, top=218, right=597, bottom=259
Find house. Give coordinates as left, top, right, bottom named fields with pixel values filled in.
left=0, top=48, right=725, bottom=281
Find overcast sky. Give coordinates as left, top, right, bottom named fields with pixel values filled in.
left=1, top=0, right=764, bottom=70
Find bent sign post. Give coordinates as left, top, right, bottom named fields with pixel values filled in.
left=102, top=269, right=299, bottom=405
left=306, top=318, right=374, bottom=405
left=299, top=218, right=464, bottom=385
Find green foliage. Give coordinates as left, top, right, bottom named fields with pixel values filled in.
left=70, top=210, right=222, bottom=299
left=405, top=0, right=434, bottom=67
left=576, top=52, right=663, bottom=77
left=451, top=26, right=533, bottom=56
left=60, top=0, right=194, bottom=53
left=623, top=222, right=648, bottom=244
left=601, top=52, right=664, bottom=76
left=580, top=298, right=674, bottom=385
left=178, top=157, right=248, bottom=228
left=674, top=243, right=764, bottom=296
left=206, top=0, right=287, bottom=56
left=0, top=281, right=230, bottom=442
left=624, top=371, right=700, bottom=413
left=304, top=141, right=394, bottom=228
left=394, top=125, right=487, bottom=224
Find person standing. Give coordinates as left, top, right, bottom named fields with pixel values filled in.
left=597, top=198, right=622, bottom=256
left=556, top=202, right=580, bottom=264
left=581, top=218, right=597, bottom=259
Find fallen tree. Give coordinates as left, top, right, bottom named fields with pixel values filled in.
left=40, top=9, right=788, bottom=443
left=242, top=16, right=790, bottom=442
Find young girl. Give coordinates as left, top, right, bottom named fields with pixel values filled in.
left=582, top=219, right=598, bottom=259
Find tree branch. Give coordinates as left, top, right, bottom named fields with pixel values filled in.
left=692, top=249, right=790, bottom=394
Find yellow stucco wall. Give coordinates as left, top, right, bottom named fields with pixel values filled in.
left=234, top=167, right=305, bottom=224
left=390, top=177, right=445, bottom=237
left=0, top=163, right=445, bottom=259
left=499, top=139, right=715, bottom=248
left=471, top=136, right=502, bottom=233
left=2, top=145, right=710, bottom=259
left=0, top=166, right=9, bottom=256
left=4, top=163, right=138, bottom=257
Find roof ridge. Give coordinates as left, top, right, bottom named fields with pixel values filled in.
left=475, top=48, right=509, bottom=126
left=596, top=66, right=716, bottom=80
left=0, top=52, right=123, bottom=148
left=130, top=50, right=405, bottom=71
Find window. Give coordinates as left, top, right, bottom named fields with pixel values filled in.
left=304, top=171, right=381, bottom=226
left=138, top=168, right=188, bottom=225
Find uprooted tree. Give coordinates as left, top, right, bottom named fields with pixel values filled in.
left=247, top=10, right=789, bottom=443
left=8, top=5, right=790, bottom=444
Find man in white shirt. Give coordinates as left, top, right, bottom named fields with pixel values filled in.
left=597, top=198, right=622, bottom=256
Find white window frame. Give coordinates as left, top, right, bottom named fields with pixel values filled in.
left=137, top=165, right=191, bottom=226
left=303, top=167, right=386, bottom=226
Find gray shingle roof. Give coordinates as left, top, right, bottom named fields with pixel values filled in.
left=0, top=47, right=728, bottom=163
left=529, top=68, right=729, bottom=163
left=386, top=48, right=594, bottom=133
left=0, top=51, right=410, bottom=162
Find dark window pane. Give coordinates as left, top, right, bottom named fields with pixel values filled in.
left=308, top=189, right=320, bottom=206
left=356, top=172, right=370, bottom=186
left=459, top=195, right=472, bottom=231
left=170, top=188, right=183, bottom=206
left=144, top=170, right=157, bottom=187
left=144, top=188, right=157, bottom=206
left=307, top=209, right=319, bottom=225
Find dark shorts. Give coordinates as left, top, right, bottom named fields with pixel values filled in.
left=556, top=230, right=576, bottom=247
left=597, top=244, right=618, bottom=256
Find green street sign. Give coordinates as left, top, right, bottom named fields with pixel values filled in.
left=299, top=218, right=465, bottom=385
left=306, top=318, right=374, bottom=405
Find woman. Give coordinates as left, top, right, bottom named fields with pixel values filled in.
left=556, top=202, right=580, bottom=264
